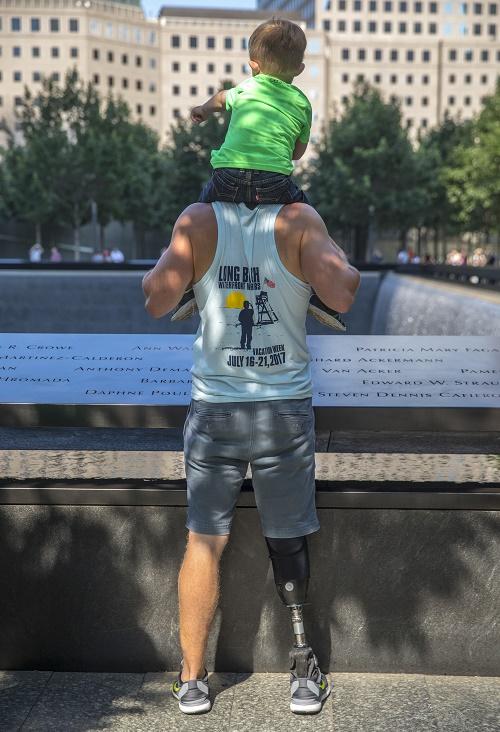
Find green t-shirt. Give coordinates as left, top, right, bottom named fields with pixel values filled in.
left=210, top=74, right=312, bottom=176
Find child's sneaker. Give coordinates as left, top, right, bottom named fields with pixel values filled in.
left=171, top=289, right=346, bottom=332
left=171, top=666, right=211, bottom=714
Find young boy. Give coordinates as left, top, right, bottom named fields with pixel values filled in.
left=171, top=17, right=346, bottom=332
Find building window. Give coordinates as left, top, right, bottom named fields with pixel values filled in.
left=50, top=18, right=59, bottom=32
left=358, top=48, right=366, bottom=60
left=136, top=56, right=142, bottom=67
left=338, top=20, right=346, bottom=30
left=93, top=74, right=100, bottom=84
left=464, top=96, right=471, bottom=105
left=208, top=86, right=215, bottom=95
left=465, top=48, right=473, bottom=60
left=190, top=86, right=197, bottom=95
left=136, top=104, right=142, bottom=115
left=465, top=73, right=472, bottom=83
left=107, top=51, right=114, bottom=62
left=13, top=46, right=21, bottom=57
left=51, top=72, right=60, bottom=82
left=172, top=62, right=180, bottom=72
left=449, top=49, right=457, bottom=60
left=108, top=76, right=114, bottom=87
left=369, top=0, right=377, bottom=8
left=69, top=19, right=78, bottom=32
left=488, top=23, right=497, bottom=33
left=31, top=18, right=40, bottom=32
left=340, top=0, right=347, bottom=8
left=150, top=58, right=156, bottom=69
left=70, top=47, right=78, bottom=58
left=32, top=47, right=40, bottom=58
left=429, top=22, right=437, bottom=33
left=369, top=21, right=377, bottom=31
left=400, top=22, right=407, bottom=32
left=414, top=1, right=422, bottom=10
left=422, top=50, right=430, bottom=61
left=356, top=73, right=365, bottom=82
left=93, top=49, right=100, bottom=60
left=481, top=49, right=489, bottom=60
left=375, top=48, right=383, bottom=60
left=149, top=83, right=156, bottom=93
left=15, top=96, right=23, bottom=106
left=51, top=47, right=59, bottom=58
left=448, top=96, right=456, bottom=105
left=406, top=74, right=413, bottom=83
left=384, top=0, right=392, bottom=8
left=323, top=19, right=331, bottom=30
left=173, top=109, right=180, bottom=119
left=391, top=49, right=398, bottom=61
left=354, top=21, right=362, bottom=31
left=414, top=22, right=422, bottom=32
left=241, top=38, right=248, bottom=50
left=422, top=74, right=429, bottom=83
left=150, top=106, right=156, bottom=116
left=407, top=49, right=414, bottom=61
left=13, top=71, right=22, bottom=82
left=33, top=71, right=41, bottom=82
left=390, top=74, right=397, bottom=83
left=490, top=3, right=498, bottom=12
left=122, top=78, right=128, bottom=89
left=480, top=74, right=488, bottom=83
left=225, top=63, right=232, bottom=73
left=242, top=63, right=248, bottom=73
left=422, top=96, right=429, bottom=105
left=354, top=0, right=362, bottom=8
left=374, top=73, right=381, bottom=82
left=189, top=36, right=198, bottom=49
left=430, top=1, right=438, bottom=11
left=172, top=85, right=180, bottom=95
left=11, top=17, right=21, bottom=31
left=224, top=37, right=233, bottom=50
left=342, top=96, right=349, bottom=105
left=190, top=62, right=197, bottom=72
left=449, top=73, right=456, bottom=82
left=207, top=36, right=215, bottom=49
left=136, top=80, right=142, bottom=91
left=207, top=63, right=215, bottom=73
left=399, top=0, right=408, bottom=9
left=405, top=96, right=412, bottom=105
left=342, top=73, right=349, bottom=82
left=384, top=21, right=392, bottom=31
left=122, top=54, right=128, bottom=65
left=473, top=23, right=482, bottom=32
left=473, top=2, right=482, bottom=11
left=171, top=35, right=180, bottom=48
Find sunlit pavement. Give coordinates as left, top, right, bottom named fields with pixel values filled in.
left=1, top=671, right=499, bottom=731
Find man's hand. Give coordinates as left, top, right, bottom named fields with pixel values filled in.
left=190, top=105, right=209, bottom=125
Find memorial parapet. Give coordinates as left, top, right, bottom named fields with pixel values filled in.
left=0, top=334, right=498, bottom=431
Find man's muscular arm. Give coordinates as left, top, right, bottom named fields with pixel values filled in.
left=142, top=205, right=197, bottom=318
left=299, top=208, right=360, bottom=313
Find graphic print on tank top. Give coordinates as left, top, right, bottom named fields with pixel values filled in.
left=217, top=263, right=287, bottom=369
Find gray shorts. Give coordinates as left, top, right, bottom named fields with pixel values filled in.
left=183, top=397, right=320, bottom=539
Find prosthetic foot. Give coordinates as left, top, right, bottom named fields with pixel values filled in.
left=266, top=537, right=331, bottom=714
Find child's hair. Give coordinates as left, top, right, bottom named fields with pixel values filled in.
left=249, top=18, right=307, bottom=76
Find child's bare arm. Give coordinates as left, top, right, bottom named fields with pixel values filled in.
left=191, top=90, right=228, bottom=124
left=292, top=140, right=308, bottom=160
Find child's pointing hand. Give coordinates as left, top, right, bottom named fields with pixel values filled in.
left=191, top=106, right=208, bottom=124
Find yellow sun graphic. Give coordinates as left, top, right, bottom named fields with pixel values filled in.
left=225, top=290, right=246, bottom=309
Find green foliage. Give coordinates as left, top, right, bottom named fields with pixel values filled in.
left=307, top=82, right=418, bottom=260
left=444, top=79, right=500, bottom=236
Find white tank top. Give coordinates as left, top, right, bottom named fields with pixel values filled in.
left=191, top=202, right=312, bottom=402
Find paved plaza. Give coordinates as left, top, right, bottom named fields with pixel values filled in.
left=1, top=671, right=499, bottom=731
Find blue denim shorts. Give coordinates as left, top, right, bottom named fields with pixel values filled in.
left=198, top=168, right=310, bottom=207
left=183, top=398, right=319, bottom=539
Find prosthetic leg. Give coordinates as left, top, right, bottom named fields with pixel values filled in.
left=266, top=536, right=330, bottom=713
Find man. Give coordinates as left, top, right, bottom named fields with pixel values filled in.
left=238, top=300, right=254, bottom=349
left=142, top=201, right=359, bottom=715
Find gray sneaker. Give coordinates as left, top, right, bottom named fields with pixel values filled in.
left=172, top=667, right=211, bottom=714
left=171, top=289, right=346, bottom=332
left=289, top=650, right=331, bottom=714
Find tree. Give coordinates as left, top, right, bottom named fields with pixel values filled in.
left=444, top=79, right=500, bottom=238
left=307, top=81, right=420, bottom=261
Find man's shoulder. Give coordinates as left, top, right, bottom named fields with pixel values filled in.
left=276, top=202, right=320, bottom=233
left=176, top=202, right=215, bottom=229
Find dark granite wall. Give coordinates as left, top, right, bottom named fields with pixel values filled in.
left=1, top=504, right=498, bottom=675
